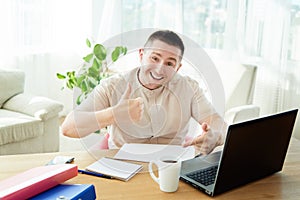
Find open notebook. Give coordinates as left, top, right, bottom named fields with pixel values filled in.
left=85, top=157, right=143, bottom=181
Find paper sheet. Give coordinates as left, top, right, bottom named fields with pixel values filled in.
left=114, top=143, right=195, bottom=162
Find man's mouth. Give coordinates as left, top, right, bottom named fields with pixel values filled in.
left=150, top=72, right=164, bottom=81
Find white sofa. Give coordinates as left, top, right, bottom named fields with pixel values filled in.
left=0, top=69, right=63, bottom=155
left=216, top=62, right=260, bottom=124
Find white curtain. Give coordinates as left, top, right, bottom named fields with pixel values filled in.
left=0, top=0, right=92, bottom=115
left=1, top=0, right=299, bottom=120
left=238, top=0, right=300, bottom=115
left=92, top=0, right=122, bottom=43
left=238, top=0, right=300, bottom=136
left=109, top=0, right=300, bottom=115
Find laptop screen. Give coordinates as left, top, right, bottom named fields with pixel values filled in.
left=213, top=109, right=298, bottom=195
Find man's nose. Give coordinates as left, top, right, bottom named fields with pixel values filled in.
left=156, top=63, right=164, bottom=73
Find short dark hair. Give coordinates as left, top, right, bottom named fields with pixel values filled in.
left=144, top=30, right=185, bottom=57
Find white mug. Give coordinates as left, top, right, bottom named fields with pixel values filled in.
left=148, top=156, right=181, bottom=192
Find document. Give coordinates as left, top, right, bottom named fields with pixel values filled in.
left=114, top=143, right=195, bottom=162
left=85, top=157, right=143, bottom=181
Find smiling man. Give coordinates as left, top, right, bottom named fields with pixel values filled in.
left=62, top=30, right=227, bottom=155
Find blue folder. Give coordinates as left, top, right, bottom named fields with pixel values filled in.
left=29, top=184, right=96, bottom=200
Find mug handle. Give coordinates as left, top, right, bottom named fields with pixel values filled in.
left=149, top=161, right=159, bottom=184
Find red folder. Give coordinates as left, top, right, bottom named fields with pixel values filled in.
left=0, top=164, right=78, bottom=200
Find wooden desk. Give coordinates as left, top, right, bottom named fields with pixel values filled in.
left=1, top=138, right=300, bottom=200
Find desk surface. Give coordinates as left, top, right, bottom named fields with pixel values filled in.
left=1, top=138, right=300, bottom=200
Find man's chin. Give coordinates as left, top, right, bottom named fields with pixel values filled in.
left=144, top=82, right=163, bottom=90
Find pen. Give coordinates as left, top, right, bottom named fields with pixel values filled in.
left=195, top=153, right=203, bottom=158
left=78, top=169, right=113, bottom=179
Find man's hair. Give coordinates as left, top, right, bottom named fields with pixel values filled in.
left=144, top=30, right=185, bottom=57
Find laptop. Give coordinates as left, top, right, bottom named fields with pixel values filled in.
left=180, top=109, right=298, bottom=196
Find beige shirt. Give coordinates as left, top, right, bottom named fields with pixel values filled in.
left=77, top=67, right=216, bottom=148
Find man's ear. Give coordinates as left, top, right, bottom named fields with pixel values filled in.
left=139, top=48, right=144, bottom=62
left=176, top=63, right=182, bottom=72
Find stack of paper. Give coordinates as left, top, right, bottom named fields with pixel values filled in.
left=85, top=157, right=143, bottom=181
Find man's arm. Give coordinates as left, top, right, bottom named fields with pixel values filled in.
left=61, top=108, right=114, bottom=138
left=61, top=84, right=144, bottom=138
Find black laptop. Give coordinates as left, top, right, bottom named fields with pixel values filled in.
left=180, top=109, right=298, bottom=196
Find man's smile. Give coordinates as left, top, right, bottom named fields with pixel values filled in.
left=150, top=72, right=164, bottom=81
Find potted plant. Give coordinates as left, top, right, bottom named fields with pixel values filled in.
left=56, top=38, right=127, bottom=105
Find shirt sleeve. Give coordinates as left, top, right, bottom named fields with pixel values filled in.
left=74, top=74, right=124, bottom=112
left=189, top=78, right=217, bottom=122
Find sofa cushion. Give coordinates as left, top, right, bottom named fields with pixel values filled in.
left=0, top=109, right=43, bottom=145
left=3, top=94, right=64, bottom=121
left=214, top=62, right=257, bottom=110
left=0, top=69, right=25, bottom=108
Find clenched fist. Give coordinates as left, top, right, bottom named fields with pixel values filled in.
left=113, top=84, right=144, bottom=123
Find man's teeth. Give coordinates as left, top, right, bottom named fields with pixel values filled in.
left=150, top=72, right=163, bottom=80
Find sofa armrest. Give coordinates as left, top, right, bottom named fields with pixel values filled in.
left=2, top=93, right=63, bottom=120
left=225, top=105, right=260, bottom=124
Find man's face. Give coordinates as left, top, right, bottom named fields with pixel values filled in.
left=138, top=40, right=182, bottom=90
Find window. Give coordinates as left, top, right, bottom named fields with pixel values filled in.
left=289, top=0, right=300, bottom=61
left=183, top=0, right=227, bottom=49
left=121, top=0, right=229, bottom=50
left=0, top=0, right=92, bottom=56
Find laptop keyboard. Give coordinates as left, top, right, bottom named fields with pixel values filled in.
left=186, top=165, right=218, bottom=186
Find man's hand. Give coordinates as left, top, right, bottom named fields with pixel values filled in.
left=183, top=123, right=219, bottom=155
left=113, top=84, right=144, bottom=123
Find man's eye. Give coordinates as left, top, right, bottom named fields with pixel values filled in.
left=167, top=62, right=175, bottom=67
left=151, top=56, right=159, bottom=62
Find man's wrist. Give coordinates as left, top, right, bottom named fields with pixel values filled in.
left=95, top=107, right=115, bottom=129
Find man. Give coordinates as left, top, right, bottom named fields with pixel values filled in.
left=62, top=30, right=227, bottom=155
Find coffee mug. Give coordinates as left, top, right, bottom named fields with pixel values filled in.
left=148, top=156, right=181, bottom=192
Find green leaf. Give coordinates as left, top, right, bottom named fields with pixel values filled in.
left=94, top=44, right=106, bottom=61
left=76, top=94, right=83, bottom=105
left=81, top=80, right=88, bottom=93
left=88, top=66, right=98, bottom=78
left=83, top=53, right=93, bottom=62
left=66, top=80, right=73, bottom=89
left=77, top=75, right=85, bottom=86
left=111, top=47, right=121, bottom=62
left=69, top=77, right=77, bottom=86
left=86, top=38, right=91, bottom=48
left=111, top=46, right=127, bottom=62
left=56, top=73, right=66, bottom=79
left=92, top=58, right=100, bottom=70
left=67, top=71, right=75, bottom=78
left=121, top=46, right=127, bottom=55
left=87, top=77, right=98, bottom=88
